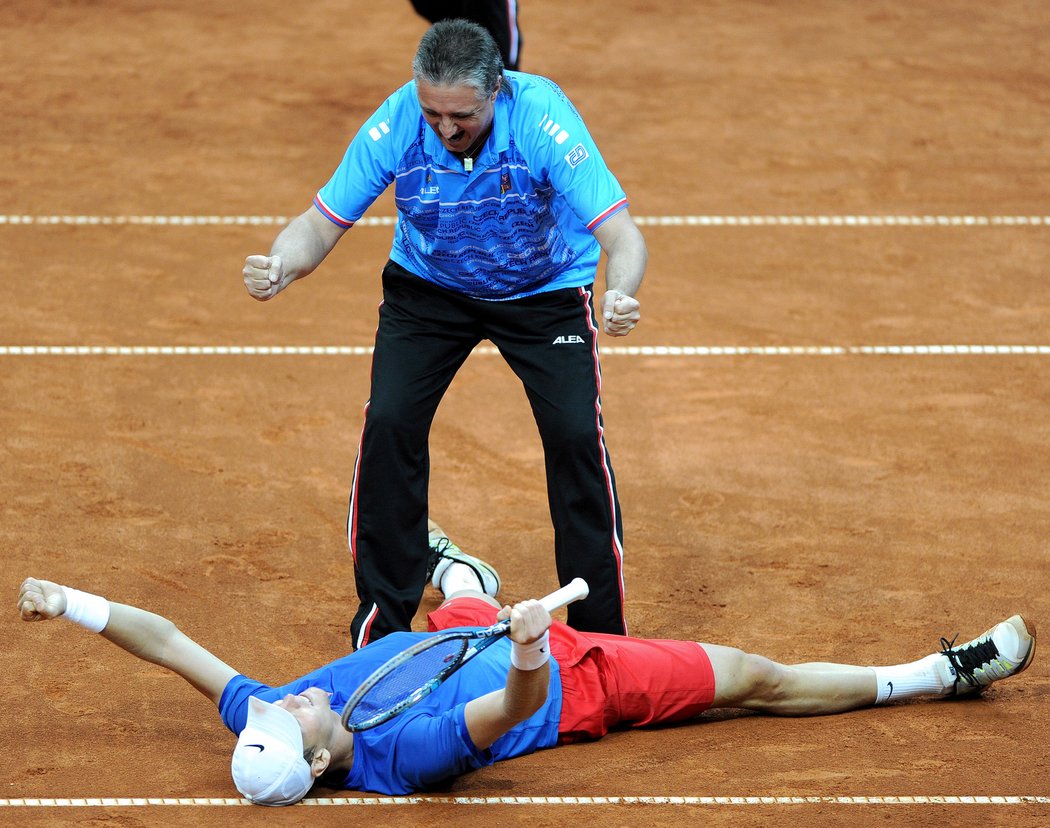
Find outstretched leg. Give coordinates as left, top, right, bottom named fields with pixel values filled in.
left=704, top=645, right=880, bottom=715
left=703, top=615, right=1036, bottom=715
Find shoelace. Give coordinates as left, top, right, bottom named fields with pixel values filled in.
left=426, top=536, right=456, bottom=579
left=939, top=633, right=1000, bottom=686
left=431, top=536, right=455, bottom=557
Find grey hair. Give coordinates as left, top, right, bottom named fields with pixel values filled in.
left=413, top=19, right=507, bottom=101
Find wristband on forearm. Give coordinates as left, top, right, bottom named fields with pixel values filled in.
left=510, top=630, right=550, bottom=671
left=60, top=586, right=111, bottom=632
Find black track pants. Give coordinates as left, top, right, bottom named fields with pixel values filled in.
left=348, top=262, right=626, bottom=647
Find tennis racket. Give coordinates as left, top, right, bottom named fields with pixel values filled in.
left=340, top=577, right=589, bottom=732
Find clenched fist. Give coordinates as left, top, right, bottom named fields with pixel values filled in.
left=17, top=577, right=65, bottom=622
left=601, top=290, right=641, bottom=336
left=243, top=254, right=286, bottom=301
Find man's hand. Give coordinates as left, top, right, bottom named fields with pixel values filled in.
left=243, top=254, right=286, bottom=301
left=601, top=290, right=641, bottom=336
left=497, top=598, right=553, bottom=644
left=17, top=578, right=66, bottom=622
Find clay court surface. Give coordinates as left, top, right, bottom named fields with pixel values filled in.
left=3, top=1, right=1049, bottom=825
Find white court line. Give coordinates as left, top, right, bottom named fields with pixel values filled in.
left=2, top=795, right=1048, bottom=807
left=0, top=214, right=1049, bottom=227
left=1, top=345, right=1049, bottom=357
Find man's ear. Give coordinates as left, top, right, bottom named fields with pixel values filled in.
left=491, top=77, right=502, bottom=100
left=310, top=749, right=331, bottom=779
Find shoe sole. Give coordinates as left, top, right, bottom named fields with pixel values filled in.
left=1010, top=614, right=1037, bottom=676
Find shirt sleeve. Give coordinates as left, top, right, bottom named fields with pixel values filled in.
left=313, top=83, right=414, bottom=227
left=217, top=675, right=273, bottom=735
left=518, top=76, right=628, bottom=232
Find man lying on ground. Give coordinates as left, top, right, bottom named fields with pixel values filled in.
left=16, top=522, right=1036, bottom=805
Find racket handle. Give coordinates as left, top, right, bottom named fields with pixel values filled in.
left=538, top=577, right=589, bottom=613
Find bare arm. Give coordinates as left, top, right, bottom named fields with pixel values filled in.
left=17, top=578, right=237, bottom=706
left=463, top=600, right=552, bottom=750
left=592, top=208, right=647, bottom=336
left=243, top=206, right=347, bottom=301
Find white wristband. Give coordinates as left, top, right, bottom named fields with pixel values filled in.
left=60, top=586, right=111, bottom=633
left=511, top=631, right=550, bottom=671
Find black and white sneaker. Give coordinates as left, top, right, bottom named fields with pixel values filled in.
left=426, top=534, right=501, bottom=598
left=940, top=615, right=1036, bottom=696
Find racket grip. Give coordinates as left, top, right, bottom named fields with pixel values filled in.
left=538, top=578, right=589, bottom=613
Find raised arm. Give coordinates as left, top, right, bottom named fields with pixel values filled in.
left=592, top=207, right=647, bottom=337
left=462, top=599, right=553, bottom=750
left=243, top=206, right=347, bottom=301
left=17, top=578, right=237, bottom=706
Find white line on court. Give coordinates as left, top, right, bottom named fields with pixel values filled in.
left=1, top=214, right=1049, bottom=227
left=1, top=345, right=1049, bottom=357
left=2, top=795, right=1049, bottom=808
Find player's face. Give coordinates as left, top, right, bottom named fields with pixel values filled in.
left=416, top=79, right=499, bottom=154
left=275, top=687, right=336, bottom=750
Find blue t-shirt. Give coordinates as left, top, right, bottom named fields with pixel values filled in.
left=219, top=630, right=563, bottom=795
left=313, top=72, right=629, bottom=300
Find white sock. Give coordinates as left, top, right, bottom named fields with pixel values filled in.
left=870, top=654, right=954, bottom=703
left=440, top=561, right=483, bottom=597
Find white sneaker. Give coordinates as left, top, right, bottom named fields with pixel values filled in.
left=940, top=615, right=1036, bottom=695
left=426, top=534, right=501, bottom=597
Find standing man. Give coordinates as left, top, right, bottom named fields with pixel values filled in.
left=243, top=20, right=647, bottom=647
left=409, top=1, right=523, bottom=70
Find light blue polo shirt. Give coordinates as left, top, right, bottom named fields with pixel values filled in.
left=313, top=72, right=628, bottom=299
left=219, top=630, right=563, bottom=795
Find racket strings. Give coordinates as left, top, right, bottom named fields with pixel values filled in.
left=344, top=637, right=469, bottom=727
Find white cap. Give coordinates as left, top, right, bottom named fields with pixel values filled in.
left=231, top=696, right=315, bottom=806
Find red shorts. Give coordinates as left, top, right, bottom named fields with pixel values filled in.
left=427, top=598, right=716, bottom=743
